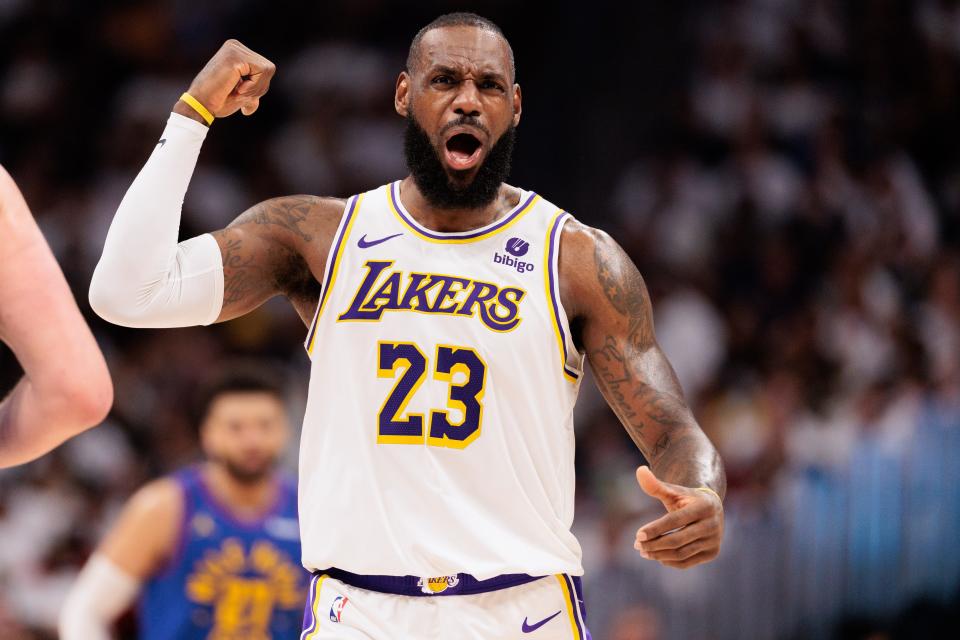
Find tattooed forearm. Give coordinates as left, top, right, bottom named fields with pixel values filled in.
left=578, top=227, right=726, bottom=498
left=651, top=429, right=724, bottom=491
left=652, top=432, right=670, bottom=458
left=230, top=196, right=317, bottom=242
left=590, top=339, right=726, bottom=496
left=590, top=335, right=691, bottom=458
left=593, top=336, right=639, bottom=423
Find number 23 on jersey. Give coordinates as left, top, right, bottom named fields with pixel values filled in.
left=376, top=341, right=487, bottom=449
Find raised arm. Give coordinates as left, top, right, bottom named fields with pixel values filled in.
left=209, top=195, right=343, bottom=324
left=560, top=220, right=725, bottom=569
left=0, top=166, right=113, bottom=468
left=89, top=40, right=342, bottom=328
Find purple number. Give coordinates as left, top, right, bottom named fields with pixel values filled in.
left=377, top=342, right=426, bottom=443
left=428, top=346, right=487, bottom=448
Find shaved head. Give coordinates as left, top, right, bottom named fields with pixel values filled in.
left=407, top=12, right=515, bottom=82
left=395, top=11, right=522, bottom=210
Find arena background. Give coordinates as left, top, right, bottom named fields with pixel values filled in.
left=2, top=1, right=959, bottom=638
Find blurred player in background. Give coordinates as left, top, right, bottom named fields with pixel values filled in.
left=0, top=165, right=113, bottom=468
left=88, top=12, right=725, bottom=639
left=59, top=365, right=307, bottom=640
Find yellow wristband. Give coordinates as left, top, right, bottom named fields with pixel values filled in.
left=180, top=92, right=214, bottom=126
left=695, top=486, right=722, bottom=502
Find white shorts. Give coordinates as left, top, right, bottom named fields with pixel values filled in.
left=299, top=572, right=590, bottom=639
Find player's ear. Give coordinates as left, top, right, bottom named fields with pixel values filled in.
left=276, top=405, right=292, bottom=448
left=198, top=421, right=214, bottom=454
left=512, top=83, right=522, bottom=128
left=395, top=71, right=410, bottom=117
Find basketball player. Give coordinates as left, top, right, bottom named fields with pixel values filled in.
left=89, top=13, right=726, bottom=639
left=59, top=367, right=308, bottom=640
left=0, top=165, right=113, bottom=468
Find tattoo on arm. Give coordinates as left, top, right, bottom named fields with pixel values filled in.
left=583, top=231, right=726, bottom=497
left=212, top=196, right=323, bottom=320
left=594, top=241, right=651, bottom=351
left=230, top=195, right=317, bottom=242
left=218, top=231, right=269, bottom=307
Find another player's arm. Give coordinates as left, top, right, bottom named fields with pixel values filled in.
left=0, top=166, right=113, bottom=469
left=560, top=221, right=726, bottom=569
left=59, top=479, right=182, bottom=640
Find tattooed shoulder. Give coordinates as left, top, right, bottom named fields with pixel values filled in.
left=228, top=195, right=346, bottom=245
left=558, top=221, right=654, bottom=350
left=210, top=196, right=346, bottom=319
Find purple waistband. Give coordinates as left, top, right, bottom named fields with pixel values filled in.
left=321, top=567, right=541, bottom=596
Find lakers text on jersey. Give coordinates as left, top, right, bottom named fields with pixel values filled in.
left=300, top=181, right=585, bottom=580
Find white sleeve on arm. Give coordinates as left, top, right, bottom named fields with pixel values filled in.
left=89, top=112, right=224, bottom=328
left=58, top=554, right=142, bottom=640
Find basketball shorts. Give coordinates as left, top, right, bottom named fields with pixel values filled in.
left=299, top=569, right=591, bottom=639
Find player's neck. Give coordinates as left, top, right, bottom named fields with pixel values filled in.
left=399, top=176, right=521, bottom=232
left=202, top=463, right=278, bottom=518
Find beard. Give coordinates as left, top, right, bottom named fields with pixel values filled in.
left=403, top=113, right=516, bottom=210
left=215, top=454, right=276, bottom=486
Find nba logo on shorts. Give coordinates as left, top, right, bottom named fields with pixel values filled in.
left=329, top=595, right=349, bottom=623
left=417, top=574, right=460, bottom=594
left=505, top=237, right=529, bottom=257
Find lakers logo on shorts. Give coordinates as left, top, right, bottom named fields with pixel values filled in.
left=417, top=575, right=460, bottom=594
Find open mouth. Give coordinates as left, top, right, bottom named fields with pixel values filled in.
left=443, top=133, right=483, bottom=171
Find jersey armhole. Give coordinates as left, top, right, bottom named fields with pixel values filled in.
left=544, top=210, right=584, bottom=383
left=304, top=193, right=364, bottom=356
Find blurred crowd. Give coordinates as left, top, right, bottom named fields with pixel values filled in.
left=1, top=1, right=959, bottom=639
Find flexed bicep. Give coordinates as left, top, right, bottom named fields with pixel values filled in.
left=212, top=196, right=329, bottom=323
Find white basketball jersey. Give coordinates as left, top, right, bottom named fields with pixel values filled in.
left=299, top=181, right=585, bottom=580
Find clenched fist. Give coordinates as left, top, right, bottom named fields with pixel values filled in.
left=175, top=39, right=276, bottom=123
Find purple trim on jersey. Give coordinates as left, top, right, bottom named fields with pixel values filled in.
left=389, top=180, right=538, bottom=240
left=322, top=567, right=540, bottom=597
left=548, top=212, right=580, bottom=380
left=299, top=573, right=320, bottom=639
left=562, top=574, right=587, bottom=639
left=305, top=194, right=360, bottom=350
left=194, top=469, right=290, bottom=531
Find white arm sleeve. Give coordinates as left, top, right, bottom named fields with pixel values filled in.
left=58, top=554, right=142, bottom=640
left=89, top=112, right=224, bottom=328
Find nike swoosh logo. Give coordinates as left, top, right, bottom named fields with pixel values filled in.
left=157, top=139, right=166, bottom=147
left=522, top=611, right=562, bottom=633
left=358, top=233, right=402, bottom=249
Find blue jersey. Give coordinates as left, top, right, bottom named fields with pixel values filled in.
left=139, top=467, right=308, bottom=640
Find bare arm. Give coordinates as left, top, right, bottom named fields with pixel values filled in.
left=211, top=195, right=345, bottom=325
left=0, top=166, right=113, bottom=468
left=59, top=479, right=182, bottom=639
left=560, top=220, right=725, bottom=568
left=98, top=478, right=183, bottom=579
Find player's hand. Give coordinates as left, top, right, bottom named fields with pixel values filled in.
left=182, top=39, right=276, bottom=119
left=633, top=465, right=724, bottom=569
